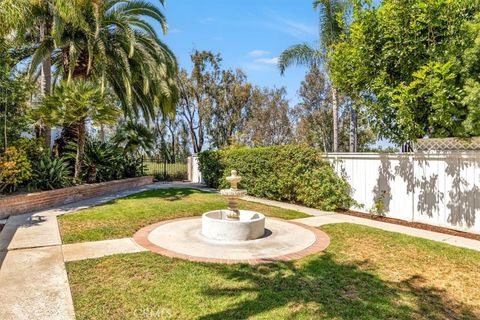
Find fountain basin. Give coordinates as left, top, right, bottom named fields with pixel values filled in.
left=202, top=210, right=266, bottom=241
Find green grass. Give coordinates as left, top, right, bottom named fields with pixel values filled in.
left=66, top=223, right=480, bottom=320
left=58, top=188, right=309, bottom=244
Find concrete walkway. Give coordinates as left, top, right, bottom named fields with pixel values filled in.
left=0, top=182, right=201, bottom=320
left=1, top=182, right=480, bottom=319
left=0, top=213, right=75, bottom=320
left=63, top=238, right=146, bottom=262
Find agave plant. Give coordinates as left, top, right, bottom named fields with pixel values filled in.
left=30, top=154, right=71, bottom=190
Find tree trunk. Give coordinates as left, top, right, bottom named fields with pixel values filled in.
left=39, top=20, right=52, bottom=150
left=332, top=86, right=339, bottom=152
left=100, top=124, right=105, bottom=143
left=349, top=106, right=358, bottom=152
left=74, top=119, right=86, bottom=180
left=3, top=102, right=7, bottom=151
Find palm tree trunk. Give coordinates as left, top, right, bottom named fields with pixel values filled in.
left=349, top=106, right=358, bottom=152
left=3, top=101, right=7, bottom=151
left=40, top=20, right=52, bottom=150
left=74, top=119, right=86, bottom=180
left=332, top=86, right=339, bottom=152
left=100, top=124, right=105, bottom=143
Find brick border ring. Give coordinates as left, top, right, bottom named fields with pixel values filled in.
left=133, top=217, right=330, bottom=265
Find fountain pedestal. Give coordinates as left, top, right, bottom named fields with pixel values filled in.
left=201, top=170, right=266, bottom=241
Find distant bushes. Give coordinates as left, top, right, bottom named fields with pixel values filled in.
left=198, top=145, right=354, bottom=211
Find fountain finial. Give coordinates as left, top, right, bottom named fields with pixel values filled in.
left=226, top=170, right=241, bottom=190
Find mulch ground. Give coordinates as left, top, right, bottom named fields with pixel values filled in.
left=341, top=210, right=480, bottom=242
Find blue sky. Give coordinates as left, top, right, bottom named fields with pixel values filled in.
left=159, top=0, right=319, bottom=105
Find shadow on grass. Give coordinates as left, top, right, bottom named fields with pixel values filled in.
left=86, top=188, right=211, bottom=210
left=200, top=254, right=477, bottom=320
left=125, top=188, right=208, bottom=201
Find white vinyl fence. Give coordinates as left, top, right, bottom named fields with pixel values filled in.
left=326, top=153, right=480, bottom=234
left=187, top=156, right=203, bottom=184
left=190, top=152, right=480, bottom=233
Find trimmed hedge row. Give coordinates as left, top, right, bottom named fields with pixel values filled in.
left=198, top=145, right=354, bottom=211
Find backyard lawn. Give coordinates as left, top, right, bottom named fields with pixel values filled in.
left=66, top=223, right=480, bottom=319
left=58, top=188, right=309, bottom=244
left=60, top=188, right=480, bottom=319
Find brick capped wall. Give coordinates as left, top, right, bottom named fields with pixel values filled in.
left=0, top=176, right=154, bottom=218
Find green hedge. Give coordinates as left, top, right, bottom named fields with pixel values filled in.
left=198, top=145, right=354, bottom=211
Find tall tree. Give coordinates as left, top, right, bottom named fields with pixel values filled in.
left=178, top=51, right=221, bottom=154
left=240, top=87, right=293, bottom=147
left=178, top=51, right=253, bottom=151
left=206, top=68, right=252, bottom=148
left=38, top=80, right=119, bottom=178
left=294, top=65, right=374, bottom=151
left=24, top=0, right=178, bottom=176
left=279, top=0, right=350, bottom=152
left=292, top=65, right=333, bottom=152
left=331, top=0, right=480, bottom=143
left=0, top=39, right=34, bottom=151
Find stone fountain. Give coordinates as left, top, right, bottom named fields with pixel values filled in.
left=201, top=170, right=266, bottom=241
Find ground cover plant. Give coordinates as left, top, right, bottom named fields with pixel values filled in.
left=66, top=223, right=480, bottom=319
left=58, top=188, right=308, bottom=244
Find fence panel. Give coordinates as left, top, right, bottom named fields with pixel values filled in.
left=326, top=152, right=480, bottom=233
left=143, top=158, right=188, bottom=181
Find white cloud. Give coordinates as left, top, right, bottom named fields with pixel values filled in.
left=283, top=20, right=317, bottom=37
left=262, top=11, right=317, bottom=39
left=200, top=17, right=214, bottom=24
left=255, top=57, right=279, bottom=65
left=169, top=28, right=182, bottom=34
left=248, top=50, right=270, bottom=57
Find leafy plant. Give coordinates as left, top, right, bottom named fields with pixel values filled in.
left=30, top=155, right=71, bottom=191
left=81, top=139, right=124, bottom=183
left=370, top=190, right=388, bottom=217
left=121, top=156, right=144, bottom=179
left=0, top=146, right=32, bottom=193
left=297, top=165, right=355, bottom=211
left=198, top=145, right=354, bottom=211
left=113, top=121, right=155, bottom=156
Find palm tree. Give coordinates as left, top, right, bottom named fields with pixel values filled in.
left=38, top=80, right=119, bottom=179
left=0, top=0, right=30, bottom=36
left=26, top=0, right=178, bottom=177
left=113, top=121, right=154, bottom=156
left=279, top=0, right=349, bottom=152
left=29, top=0, right=178, bottom=117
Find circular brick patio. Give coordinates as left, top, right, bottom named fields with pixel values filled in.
left=133, top=217, right=330, bottom=265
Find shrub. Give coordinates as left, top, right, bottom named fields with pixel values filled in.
left=0, top=147, right=32, bottom=193
left=121, top=156, right=144, bottom=178
left=198, top=145, right=354, bottom=211
left=30, top=154, right=72, bottom=190
left=197, top=150, right=223, bottom=188
left=81, top=139, right=124, bottom=183
left=12, top=138, right=45, bottom=163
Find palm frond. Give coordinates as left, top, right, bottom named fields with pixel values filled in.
left=278, top=43, right=323, bottom=75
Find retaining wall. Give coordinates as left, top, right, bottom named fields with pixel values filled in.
left=0, top=176, right=154, bottom=218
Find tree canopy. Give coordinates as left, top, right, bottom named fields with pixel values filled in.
left=331, top=0, right=480, bottom=143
